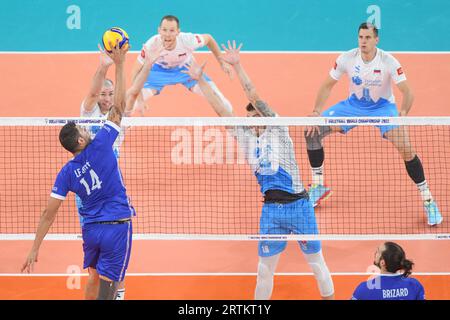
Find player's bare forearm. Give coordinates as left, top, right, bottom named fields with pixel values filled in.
left=108, top=61, right=125, bottom=125
left=32, top=198, right=61, bottom=252
left=205, top=34, right=223, bottom=64
left=31, top=208, right=57, bottom=251
left=84, top=65, right=109, bottom=111
left=313, top=83, right=333, bottom=114
left=254, top=100, right=277, bottom=117
left=397, top=81, right=414, bottom=116
left=114, top=61, right=126, bottom=113
left=233, top=63, right=261, bottom=104
left=107, top=106, right=123, bottom=126
left=128, top=63, right=151, bottom=99
left=198, top=76, right=233, bottom=117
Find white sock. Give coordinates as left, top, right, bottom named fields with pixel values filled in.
left=255, top=254, right=280, bottom=300
left=311, top=166, right=324, bottom=186
left=417, top=180, right=433, bottom=202
left=115, top=289, right=125, bottom=300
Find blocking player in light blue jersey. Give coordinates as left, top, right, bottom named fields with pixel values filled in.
left=75, top=43, right=162, bottom=300
left=22, top=42, right=133, bottom=300
left=305, top=22, right=442, bottom=226
left=352, top=242, right=425, bottom=300
left=183, top=41, right=334, bottom=300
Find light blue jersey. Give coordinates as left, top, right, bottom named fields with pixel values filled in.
left=233, top=125, right=320, bottom=257
left=233, top=126, right=305, bottom=194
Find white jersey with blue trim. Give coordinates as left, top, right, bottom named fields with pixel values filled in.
left=51, top=121, right=135, bottom=224
left=351, top=274, right=425, bottom=300
left=330, top=48, right=407, bottom=107
left=137, top=32, right=206, bottom=69
left=80, top=101, right=125, bottom=158
left=232, top=125, right=305, bottom=195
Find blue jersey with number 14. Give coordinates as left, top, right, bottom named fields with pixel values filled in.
left=51, top=120, right=135, bottom=224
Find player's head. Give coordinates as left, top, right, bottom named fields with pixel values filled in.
left=59, top=122, right=92, bottom=154
left=358, top=22, right=379, bottom=54
left=373, top=242, right=414, bottom=277
left=159, top=15, right=180, bottom=50
left=98, top=79, right=114, bottom=115
left=246, top=103, right=266, bottom=135
left=245, top=103, right=261, bottom=118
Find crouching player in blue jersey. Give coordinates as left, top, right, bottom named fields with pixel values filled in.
left=352, top=242, right=425, bottom=300
left=21, top=41, right=134, bottom=300
left=183, top=41, right=334, bottom=300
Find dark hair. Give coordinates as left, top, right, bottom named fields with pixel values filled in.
left=358, top=22, right=378, bottom=37
left=59, top=122, right=80, bottom=153
left=246, top=103, right=255, bottom=112
left=160, top=15, right=180, bottom=28
left=381, top=242, right=414, bottom=277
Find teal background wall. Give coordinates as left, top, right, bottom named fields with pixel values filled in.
left=1, top=0, right=449, bottom=51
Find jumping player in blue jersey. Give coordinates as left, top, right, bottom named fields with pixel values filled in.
left=305, top=22, right=442, bottom=226
left=22, top=41, right=134, bottom=300
left=352, top=242, right=425, bottom=300
left=183, top=41, right=335, bottom=300
left=76, top=43, right=162, bottom=300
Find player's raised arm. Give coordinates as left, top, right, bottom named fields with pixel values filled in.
left=83, top=47, right=114, bottom=113
left=126, top=44, right=163, bottom=115
left=183, top=61, right=234, bottom=117
left=103, top=41, right=128, bottom=126
left=221, top=41, right=276, bottom=117
left=21, top=197, right=63, bottom=273
left=202, top=34, right=233, bottom=79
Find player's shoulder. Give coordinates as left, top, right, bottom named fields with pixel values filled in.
left=340, top=48, right=359, bottom=59
left=178, top=32, right=204, bottom=45
left=402, top=276, right=423, bottom=287
left=377, top=48, right=400, bottom=64
left=144, top=34, right=160, bottom=46
left=336, top=48, right=359, bottom=64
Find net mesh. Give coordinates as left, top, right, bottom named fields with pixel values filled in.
left=0, top=117, right=448, bottom=240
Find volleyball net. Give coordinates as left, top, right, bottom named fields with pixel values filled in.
left=0, top=117, right=448, bottom=241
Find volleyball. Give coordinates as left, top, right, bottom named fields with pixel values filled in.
left=102, top=27, right=129, bottom=53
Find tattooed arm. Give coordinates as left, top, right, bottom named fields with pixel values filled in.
left=221, top=40, right=276, bottom=117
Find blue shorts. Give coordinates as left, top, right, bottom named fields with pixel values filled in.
left=258, top=198, right=321, bottom=257
left=144, top=64, right=211, bottom=93
left=82, top=220, right=133, bottom=282
left=322, top=98, right=399, bottom=137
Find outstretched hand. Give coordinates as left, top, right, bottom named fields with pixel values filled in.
left=21, top=250, right=38, bottom=274
left=220, top=40, right=243, bottom=66
left=100, top=39, right=129, bottom=65
left=182, top=60, right=207, bottom=81
left=305, top=111, right=322, bottom=137
left=97, top=44, right=114, bottom=67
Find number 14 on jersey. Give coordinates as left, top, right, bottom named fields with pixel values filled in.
left=79, top=169, right=103, bottom=195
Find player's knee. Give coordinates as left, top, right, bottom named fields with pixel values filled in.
left=304, top=250, right=334, bottom=298
left=97, top=278, right=120, bottom=300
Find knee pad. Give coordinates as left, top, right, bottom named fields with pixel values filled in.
left=97, top=278, right=120, bottom=300
left=304, top=250, right=334, bottom=297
